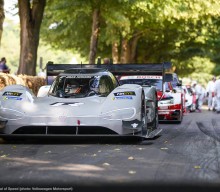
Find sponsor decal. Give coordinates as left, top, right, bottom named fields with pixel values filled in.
left=3, top=96, right=22, bottom=100
left=114, top=96, right=133, bottom=100
left=51, top=102, right=84, bottom=107
left=3, top=91, right=22, bottom=96
left=67, top=75, right=95, bottom=79
left=120, top=75, right=162, bottom=80
left=114, top=91, right=136, bottom=96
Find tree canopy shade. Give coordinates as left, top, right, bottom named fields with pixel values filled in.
left=1, top=0, right=219, bottom=78
left=41, top=0, right=220, bottom=77
left=0, top=0, right=4, bottom=47
left=17, top=0, right=46, bottom=75
left=41, top=0, right=139, bottom=63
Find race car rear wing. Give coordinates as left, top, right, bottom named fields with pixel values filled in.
left=46, top=61, right=171, bottom=85
left=100, top=62, right=171, bottom=76
left=104, top=63, right=171, bottom=92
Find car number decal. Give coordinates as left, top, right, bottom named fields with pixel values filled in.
left=50, top=102, right=84, bottom=107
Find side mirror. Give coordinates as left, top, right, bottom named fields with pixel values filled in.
left=37, top=85, right=51, bottom=97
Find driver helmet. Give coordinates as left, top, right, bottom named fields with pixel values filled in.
left=89, top=76, right=100, bottom=93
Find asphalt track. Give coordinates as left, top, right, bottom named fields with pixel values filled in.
left=0, top=106, right=220, bottom=192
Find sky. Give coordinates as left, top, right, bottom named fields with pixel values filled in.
left=4, top=0, right=19, bottom=23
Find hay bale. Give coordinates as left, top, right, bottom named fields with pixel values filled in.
left=0, top=73, right=26, bottom=88
left=18, top=75, right=46, bottom=95
left=0, top=73, right=19, bottom=88
left=33, top=76, right=47, bottom=95
left=9, top=74, right=26, bottom=85
left=0, top=73, right=7, bottom=90
left=0, top=73, right=46, bottom=96
left=5, top=74, right=17, bottom=85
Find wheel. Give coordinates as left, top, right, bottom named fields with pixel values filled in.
left=141, top=92, right=147, bottom=137
left=147, top=93, right=159, bottom=130
left=152, top=108, right=159, bottom=129
left=177, top=105, right=183, bottom=123
left=177, top=99, right=184, bottom=123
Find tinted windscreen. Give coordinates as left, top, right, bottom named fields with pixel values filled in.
left=49, top=75, right=101, bottom=98
left=118, top=75, right=163, bottom=91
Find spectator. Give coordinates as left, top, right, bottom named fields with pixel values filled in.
left=214, top=77, right=220, bottom=114
left=103, top=58, right=110, bottom=64
left=0, top=57, right=10, bottom=73
left=206, top=76, right=216, bottom=111
left=192, top=81, right=204, bottom=112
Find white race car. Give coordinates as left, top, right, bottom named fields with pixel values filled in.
left=0, top=64, right=160, bottom=139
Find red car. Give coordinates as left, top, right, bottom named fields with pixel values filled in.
left=157, top=73, right=184, bottom=123
left=117, top=74, right=184, bottom=123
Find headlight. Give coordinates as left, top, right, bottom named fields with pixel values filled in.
left=100, top=108, right=136, bottom=120
left=0, top=107, right=25, bottom=120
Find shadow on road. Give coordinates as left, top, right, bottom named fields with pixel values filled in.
left=0, top=136, right=156, bottom=145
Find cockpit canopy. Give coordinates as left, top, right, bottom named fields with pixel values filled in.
left=48, top=73, right=119, bottom=98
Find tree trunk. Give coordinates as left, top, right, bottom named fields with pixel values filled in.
left=17, top=0, right=46, bottom=75
left=0, top=0, right=4, bottom=47
left=120, top=38, right=130, bottom=63
left=119, top=32, right=142, bottom=63
left=112, top=41, right=119, bottom=64
left=129, top=34, right=142, bottom=63
left=88, top=9, right=100, bottom=64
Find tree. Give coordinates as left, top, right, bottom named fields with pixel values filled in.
left=41, top=0, right=132, bottom=63
left=0, top=0, right=4, bottom=47
left=17, top=0, right=46, bottom=75
left=89, top=8, right=100, bottom=64
left=41, top=0, right=220, bottom=78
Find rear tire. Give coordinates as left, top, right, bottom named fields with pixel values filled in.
left=141, top=92, right=147, bottom=137
left=153, top=109, right=159, bottom=129
left=177, top=106, right=183, bottom=124
left=147, top=93, right=159, bottom=130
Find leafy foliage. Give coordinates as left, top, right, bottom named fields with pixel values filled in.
left=3, top=0, right=220, bottom=81
left=1, top=19, right=79, bottom=74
